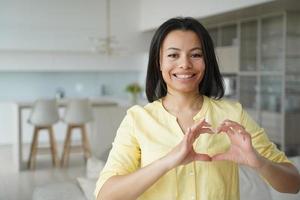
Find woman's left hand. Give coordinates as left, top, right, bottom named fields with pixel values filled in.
left=212, top=120, right=264, bottom=169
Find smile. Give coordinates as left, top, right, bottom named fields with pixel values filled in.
left=173, top=74, right=196, bottom=79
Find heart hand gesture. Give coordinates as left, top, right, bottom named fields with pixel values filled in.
left=164, top=119, right=213, bottom=169
left=212, top=120, right=263, bottom=168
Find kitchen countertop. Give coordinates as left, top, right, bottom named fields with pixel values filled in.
left=15, top=97, right=119, bottom=108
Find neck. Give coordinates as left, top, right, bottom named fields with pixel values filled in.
left=162, top=91, right=203, bottom=113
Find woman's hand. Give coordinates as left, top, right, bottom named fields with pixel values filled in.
left=163, top=119, right=213, bottom=170
left=212, top=120, right=264, bottom=169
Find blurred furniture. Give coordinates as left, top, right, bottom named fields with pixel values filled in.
left=15, top=99, right=120, bottom=171
left=61, top=98, right=93, bottom=167
left=208, top=11, right=300, bottom=155
left=27, top=99, right=59, bottom=169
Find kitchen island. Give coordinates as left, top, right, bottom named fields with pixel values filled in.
left=11, top=98, right=128, bottom=171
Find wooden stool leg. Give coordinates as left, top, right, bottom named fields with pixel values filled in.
left=48, top=127, right=59, bottom=167
left=81, top=125, right=91, bottom=161
left=61, top=125, right=72, bottom=167
left=28, top=127, right=39, bottom=170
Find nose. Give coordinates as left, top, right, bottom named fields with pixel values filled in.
left=179, top=55, right=192, bottom=69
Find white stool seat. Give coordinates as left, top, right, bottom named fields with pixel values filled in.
left=61, top=98, right=93, bottom=167
left=29, top=99, right=60, bottom=126
left=27, top=99, right=59, bottom=169
left=63, top=98, right=93, bottom=125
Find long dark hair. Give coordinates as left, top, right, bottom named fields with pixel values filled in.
left=145, top=17, right=224, bottom=102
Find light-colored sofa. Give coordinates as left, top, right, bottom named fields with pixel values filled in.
left=33, top=156, right=300, bottom=200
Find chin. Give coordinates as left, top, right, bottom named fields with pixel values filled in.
left=174, top=87, right=199, bottom=94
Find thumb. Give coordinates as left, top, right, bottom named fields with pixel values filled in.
left=212, top=152, right=231, bottom=161
left=194, top=153, right=212, bottom=161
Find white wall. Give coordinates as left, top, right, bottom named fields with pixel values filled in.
left=0, top=0, right=149, bottom=71
left=0, top=0, right=106, bottom=52
left=139, top=0, right=274, bottom=31
left=0, top=51, right=147, bottom=71
left=0, top=103, right=16, bottom=144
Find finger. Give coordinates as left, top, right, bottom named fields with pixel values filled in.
left=218, top=127, right=236, bottom=142
left=241, top=131, right=251, bottom=142
left=217, top=121, right=228, bottom=133
left=194, top=153, right=212, bottom=161
left=212, top=152, right=232, bottom=161
left=192, top=119, right=212, bottom=131
left=217, top=124, right=235, bottom=135
left=191, top=128, right=214, bottom=142
left=218, top=121, right=244, bottom=135
left=182, top=128, right=191, bottom=147
left=192, top=122, right=214, bottom=136
left=223, top=120, right=245, bottom=130
left=201, top=120, right=212, bottom=128
left=199, top=128, right=214, bottom=134
left=187, top=128, right=197, bottom=145
left=189, top=123, right=212, bottom=141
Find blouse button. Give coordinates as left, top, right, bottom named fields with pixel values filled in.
left=189, top=171, right=194, bottom=176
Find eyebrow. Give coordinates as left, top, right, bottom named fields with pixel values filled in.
left=166, top=47, right=202, bottom=51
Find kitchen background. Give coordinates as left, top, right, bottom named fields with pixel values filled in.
left=1, top=0, right=300, bottom=199
left=0, top=71, right=141, bottom=101
left=0, top=0, right=299, bottom=152
left=1, top=0, right=300, bottom=149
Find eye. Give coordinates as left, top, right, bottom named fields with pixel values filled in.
left=191, top=53, right=203, bottom=58
left=167, top=53, right=179, bottom=59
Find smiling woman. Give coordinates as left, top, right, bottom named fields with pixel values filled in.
left=160, top=30, right=205, bottom=95
left=94, top=17, right=300, bottom=200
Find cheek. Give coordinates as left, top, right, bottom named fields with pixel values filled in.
left=195, top=60, right=205, bottom=71
left=160, top=62, right=173, bottom=74
left=161, top=69, right=170, bottom=81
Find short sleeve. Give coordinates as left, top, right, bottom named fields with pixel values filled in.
left=240, top=108, right=291, bottom=164
left=94, top=110, right=141, bottom=198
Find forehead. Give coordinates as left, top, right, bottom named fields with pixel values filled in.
left=161, top=30, right=202, bottom=49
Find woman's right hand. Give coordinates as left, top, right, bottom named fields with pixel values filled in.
left=162, top=119, right=213, bottom=170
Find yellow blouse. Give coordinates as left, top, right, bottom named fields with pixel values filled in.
left=94, top=96, right=290, bottom=200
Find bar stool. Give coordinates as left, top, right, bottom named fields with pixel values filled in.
left=27, top=99, right=60, bottom=170
left=61, top=98, right=93, bottom=167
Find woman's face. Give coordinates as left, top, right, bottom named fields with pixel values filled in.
left=159, top=30, right=205, bottom=95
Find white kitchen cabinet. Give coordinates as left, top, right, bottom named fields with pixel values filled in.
left=239, top=12, right=300, bottom=154
left=207, top=11, right=300, bottom=155
left=208, top=24, right=239, bottom=74
left=215, top=46, right=239, bottom=74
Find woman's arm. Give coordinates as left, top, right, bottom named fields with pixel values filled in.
left=213, top=120, right=300, bottom=194
left=97, top=154, right=171, bottom=200
left=97, top=120, right=213, bottom=200
left=254, top=156, right=300, bottom=193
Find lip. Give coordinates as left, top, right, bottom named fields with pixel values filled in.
left=172, top=73, right=196, bottom=80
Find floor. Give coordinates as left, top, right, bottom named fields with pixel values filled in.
left=0, top=144, right=86, bottom=200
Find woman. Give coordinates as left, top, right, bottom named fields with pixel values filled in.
left=95, top=17, right=300, bottom=200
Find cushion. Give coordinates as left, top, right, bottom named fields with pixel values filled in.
left=76, top=157, right=105, bottom=200
left=32, top=182, right=85, bottom=200
left=77, top=177, right=97, bottom=200
left=239, top=165, right=272, bottom=200
left=86, top=157, right=105, bottom=179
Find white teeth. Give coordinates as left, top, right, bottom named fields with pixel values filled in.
left=175, top=74, right=193, bottom=79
